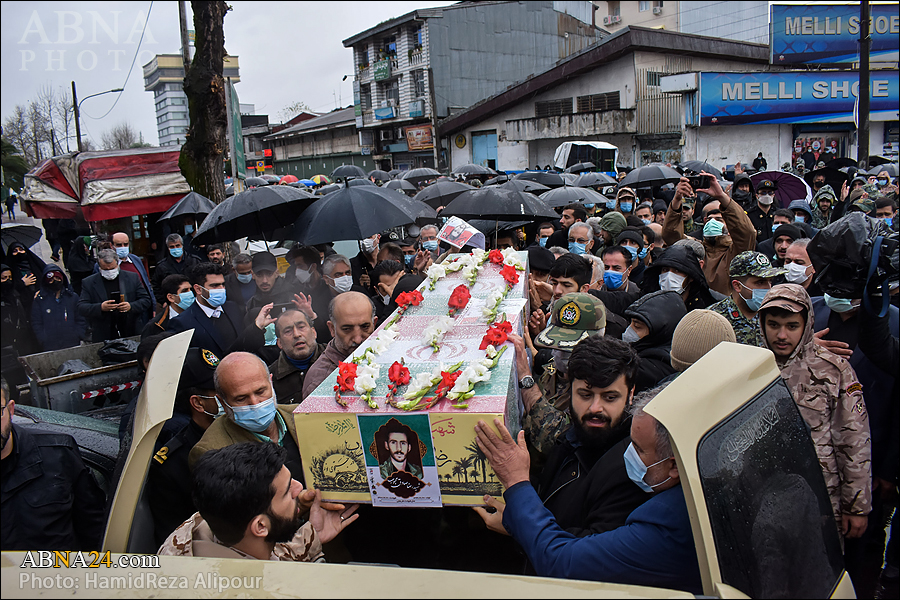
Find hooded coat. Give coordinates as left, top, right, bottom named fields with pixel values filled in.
left=810, top=185, right=837, bottom=229
left=759, top=284, right=872, bottom=523
left=787, top=200, right=817, bottom=233
left=4, top=242, right=45, bottom=315
left=640, top=245, right=725, bottom=311
left=731, top=173, right=757, bottom=210
left=624, top=290, right=687, bottom=392
left=31, top=264, right=87, bottom=351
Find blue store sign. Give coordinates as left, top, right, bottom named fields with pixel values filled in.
left=771, top=4, right=899, bottom=64
left=699, top=71, right=899, bottom=126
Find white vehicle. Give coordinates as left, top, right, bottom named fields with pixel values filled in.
left=554, top=141, right=619, bottom=176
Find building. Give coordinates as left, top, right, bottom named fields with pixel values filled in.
left=343, top=1, right=606, bottom=172
left=595, top=1, right=769, bottom=44
left=243, top=110, right=321, bottom=176
left=142, top=54, right=240, bottom=147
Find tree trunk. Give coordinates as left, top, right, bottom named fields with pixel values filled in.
left=179, top=1, right=228, bottom=206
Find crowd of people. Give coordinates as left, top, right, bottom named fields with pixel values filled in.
left=1, top=160, right=898, bottom=594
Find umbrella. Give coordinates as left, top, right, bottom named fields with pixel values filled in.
left=539, top=185, right=609, bottom=209
left=826, top=157, right=857, bottom=169
left=331, top=164, right=367, bottom=180
left=245, top=176, right=269, bottom=187
left=564, top=161, right=595, bottom=173
left=156, top=192, right=216, bottom=224
left=572, top=172, right=616, bottom=187
left=679, top=161, right=723, bottom=179
left=1, top=223, right=42, bottom=252
left=749, top=171, right=812, bottom=208
left=618, top=164, right=682, bottom=189
left=388, top=169, right=401, bottom=178
left=499, top=179, right=550, bottom=194
left=451, top=164, right=494, bottom=176
left=280, top=175, right=299, bottom=184
left=400, top=167, right=441, bottom=185
left=260, top=174, right=281, bottom=184
left=298, top=179, right=316, bottom=187
left=515, top=171, right=565, bottom=188
left=560, top=173, right=578, bottom=184
left=368, top=169, right=392, bottom=181
left=483, top=174, right=510, bottom=186
left=311, top=174, right=332, bottom=185
left=803, top=166, right=848, bottom=195
left=868, top=156, right=892, bottom=168
left=225, top=184, right=234, bottom=197
left=385, top=179, right=417, bottom=192
left=468, top=219, right=532, bottom=234
left=871, top=163, right=898, bottom=177
left=441, top=187, right=559, bottom=223
left=345, top=177, right=377, bottom=187
left=413, top=180, right=475, bottom=209
left=224, top=177, right=233, bottom=185
left=292, top=185, right=437, bottom=245
left=316, top=183, right=341, bottom=195
left=193, top=185, right=317, bottom=245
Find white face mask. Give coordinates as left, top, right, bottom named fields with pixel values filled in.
left=361, top=238, right=378, bottom=254
left=784, top=262, right=811, bottom=284
left=295, top=267, right=312, bottom=284
left=659, top=271, right=687, bottom=294
left=757, top=193, right=774, bottom=206
left=622, top=326, right=642, bottom=343
left=330, top=274, right=353, bottom=293
left=100, top=268, right=120, bottom=281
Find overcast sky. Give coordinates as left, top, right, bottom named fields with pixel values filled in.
left=1, top=1, right=455, bottom=149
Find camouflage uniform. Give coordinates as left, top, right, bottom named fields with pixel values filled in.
left=810, top=185, right=837, bottom=229
left=158, top=511, right=324, bottom=561
left=708, top=251, right=784, bottom=348
left=759, top=284, right=872, bottom=525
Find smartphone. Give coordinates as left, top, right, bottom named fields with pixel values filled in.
left=687, top=175, right=712, bottom=191
left=271, top=303, right=294, bottom=314
left=110, top=291, right=124, bottom=304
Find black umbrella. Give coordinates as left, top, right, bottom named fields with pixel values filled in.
left=400, top=167, right=441, bottom=185
left=678, top=161, right=722, bottom=179
left=260, top=174, right=281, bottom=184
left=804, top=166, right=848, bottom=195
left=452, top=164, right=494, bottom=176
left=515, top=171, right=565, bottom=188
left=346, top=178, right=377, bottom=187
left=872, top=163, right=898, bottom=177
left=868, top=156, right=892, bottom=168
left=316, top=183, right=341, bottom=195
left=331, top=164, right=367, bottom=180
left=292, top=185, right=437, bottom=245
left=413, top=180, right=475, bottom=209
left=468, top=219, right=532, bottom=234
left=564, top=161, right=595, bottom=173
left=1, top=223, right=42, bottom=252
left=619, top=164, right=682, bottom=189
left=244, top=176, right=269, bottom=187
left=388, top=169, right=401, bottom=179
left=193, top=185, right=317, bottom=245
left=368, top=169, right=392, bottom=181
left=483, top=174, right=510, bottom=186
left=826, top=157, right=857, bottom=169
left=225, top=184, right=235, bottom=197
left=156, top=192, right=216, bottom=224
left=441, top=187, right=559, bottom=222
left=499, top=179, right=550, bottom=194
left=385, top=179, right=417, bottom=192
left=572, top=172, right=616, bottom=187
left=539, top=185, right=609, bottom=209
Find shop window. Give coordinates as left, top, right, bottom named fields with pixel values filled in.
left=577, top=92, right=620, bottom=113
left=535, top=98, right=574, bottom=118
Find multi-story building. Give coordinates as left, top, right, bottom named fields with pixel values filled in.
left=343, top=1, right=606, bottom=172
left=142, top=54, right=240, bottom=147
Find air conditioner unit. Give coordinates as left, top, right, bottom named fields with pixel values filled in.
left=602, top=15, right=621, bottom=25
left=653, top=7, right=662, bottom=15
left=387, top=99, right=398, bottom=107
left=380, top=130, right=394, bottom=141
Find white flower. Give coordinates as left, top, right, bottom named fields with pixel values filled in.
left=423, top=316, right=455, bottom=346
left=501, top=247, right=525, bottom=269
left=402, top=364, right=445, bottom=399
left=484, top=345, right=498, bottom=359
left=369, top=336, right=391, bottom=356
left=471, top=248, right=486, bottom=262
left=480, top=357, right=495, bottom=369
left=354, top=363, right=380, bottom=394
left=427, top=263, right=446, bottom=280
left=448, top=363, right=491, bottom=399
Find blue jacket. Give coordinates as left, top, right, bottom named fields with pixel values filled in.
left=503, top=482, right=702, bottom=594
left=30, top=265, right=87, bottom=351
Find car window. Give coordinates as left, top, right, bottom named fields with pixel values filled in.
left=697, top=378, right=844, bottom=599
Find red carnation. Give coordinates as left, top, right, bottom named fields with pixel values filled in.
left=488, top=249, right=505, bottom=264
left=500, top=264, right=519, bottom=286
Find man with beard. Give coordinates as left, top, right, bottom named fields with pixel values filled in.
left=475, top=333, right=648, bottom=542
left=378, top=421, right=424, bottom=479
left=159, top=442, right=358, bottom=559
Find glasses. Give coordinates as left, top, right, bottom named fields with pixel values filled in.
left=568, top=237, right=590, bottom=244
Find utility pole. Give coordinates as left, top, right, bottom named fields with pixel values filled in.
left=72, top=81, right=82, bottom=152
left=178, top=1, right=192, bottom=75
left=858, top=0, right=870, bottom=169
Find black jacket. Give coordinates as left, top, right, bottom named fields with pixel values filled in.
left=243, top=276, right=296, bottom=328
left=78, top=270, right=152, bottom=343
left=224, top=271, right=257, bottom=309
left=1, top=425, right=106, bottom=551
left=148, top=419, right=205, bottom=547
left=640, top=245, right=725, bottom=311
left=31, top=264, right=87, bottom=351
left=167, top=299, right=264, bottom=358
left=151, top=254, right=201, bottom=305
left=625, top=290, right=686, bottom=393
left=747, top=204, right=776, bottom=243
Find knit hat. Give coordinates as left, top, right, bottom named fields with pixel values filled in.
left=669, top=310, right=736, bottom=371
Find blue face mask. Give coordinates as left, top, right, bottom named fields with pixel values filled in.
left=227, top=393, right=277, bottom=433
left=823, top=293, right=857, bottom=313
left=794, top=215, right=806, bottom=223
left=623, top=245, right=638, bottom=261
left=170, top=247, right=184, bottom=259
left=404, top=254, right=415, bottom=266
left=620, top=202, right=633, bottom=213
left=880, top=217, right=894, bottom=227
left=584, top=203, right=595, bottom=210
left=115, top=246, right=130, bottom=259
left=703, top=219, right=725, bottom=237
left=568, top=241, right=586, bottom=255
left=603, top=270, right=624, bottom=290
left=538, top=237, right=548, bottom=248
left=624, top=442, right=672, bottom=493
left=772, top=224, right=780, bottom=234
left=739, top=282, right=768, bottom=312
left=605, top=199, right=617, bottom=210
left=422, top=240, right=438, bottom=252
left=236, top=272, right=253, bottom=284
left=199, top=395, right=225, bottom=419
left=638, top=247, right=648, bottom=259
left=184, top=224, right=194, bottom=234
left=177, top=290, right=195, bottom=310
left=641, top=219, right=652, bottom=226
left=205, top=287, right=227, bottom=307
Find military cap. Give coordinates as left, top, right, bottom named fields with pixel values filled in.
left=756, top=179, right=777, bottom=192
left=179, top=347, right=219, bottom=391
left=535, top=293, right=607, bottom=349
left=729, top=251, right=785, bottom=279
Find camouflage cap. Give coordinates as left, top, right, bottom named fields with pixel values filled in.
left=535, top=293, right=607, bottom=349
left=729, top=251, right=786, bottom=279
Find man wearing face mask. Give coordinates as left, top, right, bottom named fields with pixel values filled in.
left=708, top=252, right=784, bottom=347
left=622, top=291, right=686, bottom=392
left=566, top=222, right=594, bottom=256
left=780, top=239, right=821, bottom=296
left=110, top=232, right=153, bottom=303
left=152, top=234, right=200, bottom=308
left=225, top=253, right=257, bottom=310
left=370, top=260, right=405, bottom=322
left=189, top=352, right=306, bottom=485
left=640, top=244, right=724, bottom=311
left=283, top=245, right=332, bottom=344
left=614, top=229, right=647, bottom=286
left=322, top=254, right=366, bottom=299
left=545, top=205, right=588, bottom=251
left=79, top=249, right=152, bottom=343
left=142, top=274, right=194, bottom=338
left=788, top=199, right=817, bottom=232
left=475, top=381, right=702, bottom=593
left=30, top=264, right=87, bottom=351
left=148, top=347, right=222, bottom=546
left=662, top=174, right=757, bottom=296
left=350, top=233, right=380, bottom=293
left=616, top=187, right=636, bottom=217
left=748, top=180, right=777, bottom=242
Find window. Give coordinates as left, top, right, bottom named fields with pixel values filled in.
left=577, top=91, right=620, bottom=113
left=639, top=0, right=651, bottom=11
left=360, top=83, right=372, bottom=110
left=646, top=71, right=662, bottom=86
left=535, top=98, right=573, bottom=118
left=381, top=35, right=397, bottom=57
left=412, top=70, right=426, bottom=98
left=379, top=79, right=399, bottom=105
left=608, top=1, right=620, bottom=16
left=358, top=47, right=369, bottom=66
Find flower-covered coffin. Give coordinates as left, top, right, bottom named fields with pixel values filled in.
left=294, top=250, right=529, bottom=507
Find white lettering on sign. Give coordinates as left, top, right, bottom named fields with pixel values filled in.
left=812, top=81, right=829, bottom=99
left=786, top=17, right=801, bottom=36
left=874, top=80, right=890, bottom=97
left=786, top=14, right=897, bottom=36
left=723, top=82, right=742, bottom=101
left=831, top=80, right=850, bottom=98
left=746, top=82, right=760, bottom=100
